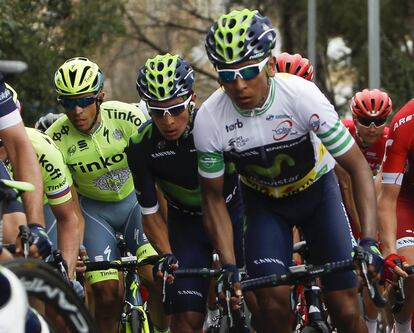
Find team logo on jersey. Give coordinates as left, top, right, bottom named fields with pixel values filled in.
left=38, top=154, right=62, bottom=180
left=112, top=129, right=123, bottom=140
left=309, top=114, right=321, bottom=132
left=393, top=114, right=414, bottom=131
left=272, top=120, right=293, bottom=141
left=77, top=140, right=88, bottom=151
left=68, top=145, right=76, bottom=156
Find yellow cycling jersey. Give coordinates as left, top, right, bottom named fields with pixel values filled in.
left=46, top=101, right=147, bottom=201
left=26, top=127, right=72, bottom=205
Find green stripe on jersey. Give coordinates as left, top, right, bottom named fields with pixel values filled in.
left=318, top=119, right=340, bottom=139
left=328, top=133, right=353, bottom=156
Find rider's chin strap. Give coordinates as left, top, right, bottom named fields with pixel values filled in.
left=85, top=98, right=102, bottom=133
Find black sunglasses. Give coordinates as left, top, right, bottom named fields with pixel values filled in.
left=58, top=96, right=97, bottom=109
left=357, top=117, right=387, bottom=128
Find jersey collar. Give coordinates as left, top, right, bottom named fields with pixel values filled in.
left=232, top=78, right=275, bottom=117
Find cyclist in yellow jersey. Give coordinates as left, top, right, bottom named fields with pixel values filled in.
left=46, top=57, right=169, bottom=333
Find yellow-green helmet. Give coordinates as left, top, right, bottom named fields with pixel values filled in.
left=136, top=53, right=194, bottom=101
left=54, top=57, right=104, bottom=96
left=205, top=9, right=276, bottom=65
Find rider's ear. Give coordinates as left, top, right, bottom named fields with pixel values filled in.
left=189, top=101, right=196, bottom=111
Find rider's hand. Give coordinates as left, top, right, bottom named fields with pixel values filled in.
left=76, top=245, right=88, bottom=274
left=218, top=263, right=242, bottom=311
left=152, top=253, right=178, bottom=283
left=27, top=224, right=52, bottom=259
left=359, top=237, right=383, bottom=279
left=383, top=253, right=408, bottom=282
left=71, top=279, right=85, bottom=300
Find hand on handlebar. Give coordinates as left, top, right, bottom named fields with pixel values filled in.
left=358, top=237, right=383, bottom=281
left=217, top=264, right=242, bottom=312
left=383, top=253, right=408, bottom=283
left=152, top=253, right=179, bottom=284
left=15, top=224, right=52, bottom=259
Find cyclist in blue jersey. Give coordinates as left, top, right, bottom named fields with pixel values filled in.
left=126, top=53, right=244, bottom=333
left=193, top=9, right=380, bottom=333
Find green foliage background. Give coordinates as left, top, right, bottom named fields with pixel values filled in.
left=0, top=0, right=125, bottom=125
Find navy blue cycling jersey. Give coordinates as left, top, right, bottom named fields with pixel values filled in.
left=125, top=114, right=239, bottom=215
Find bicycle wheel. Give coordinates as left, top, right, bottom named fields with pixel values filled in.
left=130, top=308, right=142, bottom=333
left=3, top=258, right=96, bottom=333
left=301, top=326, right=319, bottom=333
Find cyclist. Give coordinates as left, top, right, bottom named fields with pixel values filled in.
left=0, top=66, right=44, bottom=333
left=336, top=89, right=392, bottom=333
left=46, top=57, right=168, bottom=333
left=0, top=86, right=79, bottom=277
left=126, top=53, right=244, bottom=333
left=194, top=8, right=379, bottom=333
left=275, top=52, right=314, bottom=81
left=378, top=98, right=414, bottom=333
left=0, top=83, right=46, bottom=258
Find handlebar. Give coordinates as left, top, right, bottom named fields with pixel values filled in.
left=85, top=255, right=160, bottom=272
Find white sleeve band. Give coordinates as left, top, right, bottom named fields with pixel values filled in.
left=140, top=203, right=159, bottom=215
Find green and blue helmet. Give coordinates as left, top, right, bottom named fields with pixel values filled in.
left=136, top=53, right=194, bottom=101
left=205, top=9, right=276, bottom=66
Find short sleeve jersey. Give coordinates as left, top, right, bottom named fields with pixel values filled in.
left=0, top=82, right=23, bottom=130
left=125, top=116, right=239, bottom=215
left=25, top=127, right=72, bottom=205
left=342, top=119, right=389, bottom=174
left=46, top=101, right=147, bottom=201
left=194, top=74, right=354, bottom=198
left=381, top=99, right=414, bottom=199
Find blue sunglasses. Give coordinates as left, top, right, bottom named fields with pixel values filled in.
left=217, top=57, right=269, bottom=83
left=58, top=96, right=97, bottom=109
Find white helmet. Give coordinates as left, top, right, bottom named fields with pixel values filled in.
left=0, top=266, right=28, bottom=333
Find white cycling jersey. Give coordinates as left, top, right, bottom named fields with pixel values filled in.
left=194, top=73, right=354, bottom=198
left=0, top=83, right=22, bottom=130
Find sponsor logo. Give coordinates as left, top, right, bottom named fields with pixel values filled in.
left=106, top=109, right=143, bottom=127
left=93, top=167, right=130, bottom=192
left=68, top=153, right=125, bottom=173
left=68, top=145, right=76, bottom=156
left=112, top=129, right=123, bottom=140
left=309, top=113, right=321, bottom=132
left=157, top=140, right=166, bottom=150
left=272, top=120, right=293, bottom=141
left=177, top=290, right=203, bottom=298
left=228, top=136, right=249, bottom=148
left=51, top=125, right=70, bottom=141
left=225, top=118, right=243, bottom=132
left=396, top=237, right=414, bottom=249
left=253, top=258, right=285, bottom=266
left=266, top=114, right=292, bottom=121
left=47, top=179, right=67, bottom=191
left=249, top=51, right=265, bottom=60
left=200, top=156, right=220, bottom=169
left=77, top=140, right=88, bottom=151
left=393, top=114, right=414, bottom=131
left=38, top=154, right=62, bottom=180
left=151, top=151, right=176, bottom=158
left=0, top=89, right=11, bottom=102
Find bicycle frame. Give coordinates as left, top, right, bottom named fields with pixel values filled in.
left=116, top=233, right=151, bottom=333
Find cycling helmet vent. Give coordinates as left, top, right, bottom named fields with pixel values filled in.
left=351, top=89, right=392, bottom=118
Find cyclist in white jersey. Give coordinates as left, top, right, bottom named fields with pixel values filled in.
left=193, top=9, right=380, bottom=333
left=46, top=57, right=168, bottom=333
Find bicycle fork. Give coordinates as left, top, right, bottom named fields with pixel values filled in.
left=303, top=283, right=331, bottom=333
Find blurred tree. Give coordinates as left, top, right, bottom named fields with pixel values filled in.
left=0, top=0, right=125, bottom=125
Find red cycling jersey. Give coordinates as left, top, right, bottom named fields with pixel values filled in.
left=342, top=119, right=388, bottom=174
left=382, top=99, right=414, bottom=249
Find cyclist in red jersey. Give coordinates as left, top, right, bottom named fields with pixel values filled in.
left=337, top=89, right=392, bottom=333
left=378, top=99, right=414, bottom=333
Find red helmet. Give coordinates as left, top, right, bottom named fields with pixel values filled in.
left=350, top=89, right=392, bottom=118
left=275, top=52, right=314, bottom=81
